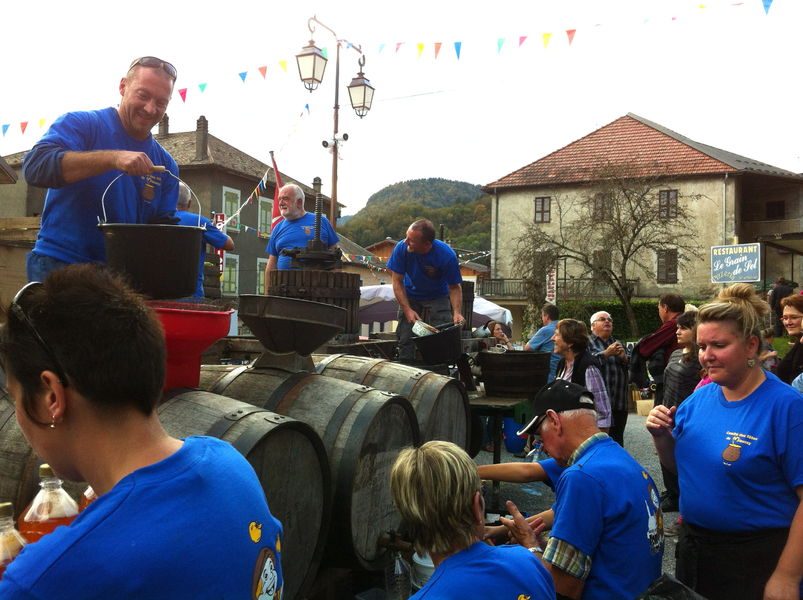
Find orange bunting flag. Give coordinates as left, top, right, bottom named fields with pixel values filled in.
left=20, top=122, right=28, bottom=134
left=259, top=66, right=267, bottom=79
left=416, top=42, right=424, bottom=57
left=542, top=33, right=552, bottom=48
left=434, top=42, right=442, bottom=58
left=279, top=60, right=288, bottom=72
left=395, top=42, right=404, bottom=53
left=179, top=88, right=187, bottom=102
left=566, top=29, right=576, bottom=45
left=519, top=36, right=528, bottom=47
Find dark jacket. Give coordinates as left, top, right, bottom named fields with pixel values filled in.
left=556, top=349, right=598, bottom=388
left=776, top=339, right=803, bottom=384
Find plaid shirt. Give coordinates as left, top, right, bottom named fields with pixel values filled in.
left=589, top=334, right=630, bottom=411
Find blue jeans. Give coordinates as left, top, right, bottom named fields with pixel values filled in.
left=396, top=295, right=454, bottom=361
left=26, top=251, right=71, bottom=282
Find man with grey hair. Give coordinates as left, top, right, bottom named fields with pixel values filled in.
left=588, top=311, right=629, bottom=446
left=509, top=380, right=664, bottom=599
left=175, top=182, right=234, bottom=299
left=390, top=440, right=554, bottom=599
left=264, top=183, right=338, bottom=292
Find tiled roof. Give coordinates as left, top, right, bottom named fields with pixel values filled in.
left=486, top=113, right=803, bottom=190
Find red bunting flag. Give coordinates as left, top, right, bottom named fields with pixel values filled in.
left=20, top=122, right=28, bottom=135
left=270, top=151, right=284, bottom=232
left=395, top=42, right=404, bottom=53
left=519, top=36, right=528, bottom=47
left=434, top=42, right=442, bottom=58
left=179, top=88, right=187, bottom=102
left=259, top=66, right=267, bottom=79
left=566, top=29, right=576, bottom=45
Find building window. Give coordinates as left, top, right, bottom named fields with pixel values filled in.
left=258, top=196, right=272, bottom=238
left=593, top=193, right=613, bottom=221
left=222, top=253, right=239, bottom=296
left=658, top=190, right=678, bottom=220
left=534, top=197, right=551, bottom=223
left=766, top=201, right=785, bottom=220
left=257, top=258, right=268, bottom=295
left=656, top=249, right=678, bottom=284
left=223, top=187, right=241, bottom=233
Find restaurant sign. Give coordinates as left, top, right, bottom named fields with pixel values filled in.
left=710, top=243, right=761, bottom=284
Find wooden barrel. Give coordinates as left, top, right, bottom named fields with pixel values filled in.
left=199, top=364, right=420, bottom=571
left=158, top=391, right=330, bottom=600
left=313, top=354, right=470, bottom=450
left=268, top=270, right=361, bottom=336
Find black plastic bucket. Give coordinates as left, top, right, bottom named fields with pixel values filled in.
left=99, top=223, right=205, bottom=299
left=413, top=323, right=462, bottom=365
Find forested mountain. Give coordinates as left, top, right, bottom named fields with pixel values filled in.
left=339, top=178, right=491, bottom=257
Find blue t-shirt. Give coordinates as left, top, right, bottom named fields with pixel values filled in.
left=527, top=321, right=559, bottom=381
left=176, top=211, right=229, bottom=298
left=24, top=107, right=179, bottom=265
left=412, top=541, right=554, bottom=599
left=266, top=212, right=338, bottom=270
left=386, top=239, right=462, bottom=301
left=0, top=437, right=284, bottom=600
left=539, top=457, right=563, bottom=491
left=674, top=373, right=803, bottom=531
left=549, top=436, right=663, bottom=599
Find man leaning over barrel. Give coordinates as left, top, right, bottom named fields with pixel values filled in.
left=22, top=56, right=180, bottom=282
left=387, top=219, right=464, bottom=361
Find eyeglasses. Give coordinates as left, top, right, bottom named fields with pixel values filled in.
left=593, top=317, right=613, bottom=323
left=128, top=56, right=177, bottom=81
left=781, top=314, right=803, bottom=322
left=10, top=282, right=69, bottom=386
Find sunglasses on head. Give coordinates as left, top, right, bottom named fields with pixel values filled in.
left=10, top=282, right=69, bottom=386
left=128, top=56, right=177, bottom=81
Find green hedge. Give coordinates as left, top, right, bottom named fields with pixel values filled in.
left=538, top=298, right=708, bottom=340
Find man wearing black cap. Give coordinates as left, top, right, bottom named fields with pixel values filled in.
left=504, top=380, right=664, bottom=599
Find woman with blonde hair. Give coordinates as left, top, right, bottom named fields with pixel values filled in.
left=646, top=283, right=803, bottom=599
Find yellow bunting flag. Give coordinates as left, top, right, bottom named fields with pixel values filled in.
left=38, top=118, right=46, bottom=128
left=279, top=60, right=287, bottom=72
left=542, top=33, right=552, bottom=48
left=416, top=42, right=424, bottom=57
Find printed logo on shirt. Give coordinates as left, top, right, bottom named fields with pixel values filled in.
left=423, top=264, right=441, bottom=279
left=252, top=545, right=281, bottom=600
left=645, top=476, right=664, bottom=554
left=303, top=225, right=313, bottom=236
left=517, top=595, right=531, bottom=600
left=721, top=430, right=757, bottom=465
left=141, top=173, right=162, bottom=203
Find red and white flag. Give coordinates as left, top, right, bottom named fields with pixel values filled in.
left=270, top=151, right=284, bottom=232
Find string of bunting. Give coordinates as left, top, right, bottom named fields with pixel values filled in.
left=0, top=0, right=772, bottom=138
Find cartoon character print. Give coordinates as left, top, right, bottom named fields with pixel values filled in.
left=644, top=473, right=664, bottom=554
left=252, top=546, right=280, bottom=600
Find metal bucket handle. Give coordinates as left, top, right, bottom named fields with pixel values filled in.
left=98, top=167, right=201, bottom=227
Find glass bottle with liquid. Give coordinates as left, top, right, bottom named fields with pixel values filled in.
left=18, top=464, right=79, bottom=543
left=384, top=550, right=412, bottom=600
left=78, top=486, right=97, bottom=512
left=0, top=502, right=26, bottom=578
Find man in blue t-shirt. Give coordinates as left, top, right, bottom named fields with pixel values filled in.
left=525, top=302, right=561, bottom=382
left=23, top=56, right=181, bottom=281
left=391, top=441, right=555, bottom=599
left=510, top=380, right=664, bottom=599
left=175, top=183, right=234, bottom=298
left=264, top=183, right=338, bottom=291
left=386, top=219, right=464, bottom=361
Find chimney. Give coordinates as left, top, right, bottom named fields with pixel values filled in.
left=158, top=114, right=169, bottom=136
left=195, top=116, right=208, bottom=161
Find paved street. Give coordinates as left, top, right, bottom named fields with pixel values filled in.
left=475, top=412, right=677, bottom=576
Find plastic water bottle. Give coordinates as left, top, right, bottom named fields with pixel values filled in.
left=19, top=464, right=79, bottom=543
left=0, top=502, right=26, bottom=578
left=525, top=440, right=548, bottom=463
left=384, top=550, right=412, bottom=599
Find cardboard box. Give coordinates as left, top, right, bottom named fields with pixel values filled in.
left=636, top=399, right=653, bottom=416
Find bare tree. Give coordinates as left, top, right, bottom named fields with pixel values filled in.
left=512, top=161, right=707, bottom=336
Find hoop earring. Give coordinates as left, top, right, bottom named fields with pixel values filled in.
left=747, top=358, right=756, bottom=368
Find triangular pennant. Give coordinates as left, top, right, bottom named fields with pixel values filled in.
left=20, top=122, right=28, bottom=134
left=304, top=103, right=310, bottom=115
left=395, top=42, right=404, bottom=53
left=566, top=29, right=576, bottom=45
left=279, top=60, right=288, bottom=72
left=239, top=71, right=248, bottom=82
left=454, top=41, right=462, bottom=59
left=416, top=42, right=425, bottom=57
left=2, top=124, right=9, bottom=136
left=321, top=48, right=328, bottom=59
left=259, top=66, right=267, bottom=79
left=434, top=42, right=442, bottom=58
left=542, top=32, right=552, bottom=48
left=762, top=0, right=772, bottom=13
left=179, top=88, right=187, bottom=102
left=519, top=36, right=528, bottom=47
left=497, top=38, right=505, bottom=53
left=38, top=118, right=46, bottom=128
left=378, top=42, right=386, bottom=53
left=199, top=83, right=208, bottom=93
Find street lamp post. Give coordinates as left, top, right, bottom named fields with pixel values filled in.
left=296, top=16, right=375, bottom=231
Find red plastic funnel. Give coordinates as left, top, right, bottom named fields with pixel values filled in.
left=148, top=301, right=233, bottom=390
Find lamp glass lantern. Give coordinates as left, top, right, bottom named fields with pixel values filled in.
left=347, top=71, right=375, bottom=118
left=296, top=40, right=328, bottom=92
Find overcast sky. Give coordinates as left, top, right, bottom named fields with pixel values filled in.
left=2, top=0, right=800, bottom=215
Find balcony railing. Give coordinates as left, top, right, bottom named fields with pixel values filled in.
left=477, top=277, right=639, bottom=300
